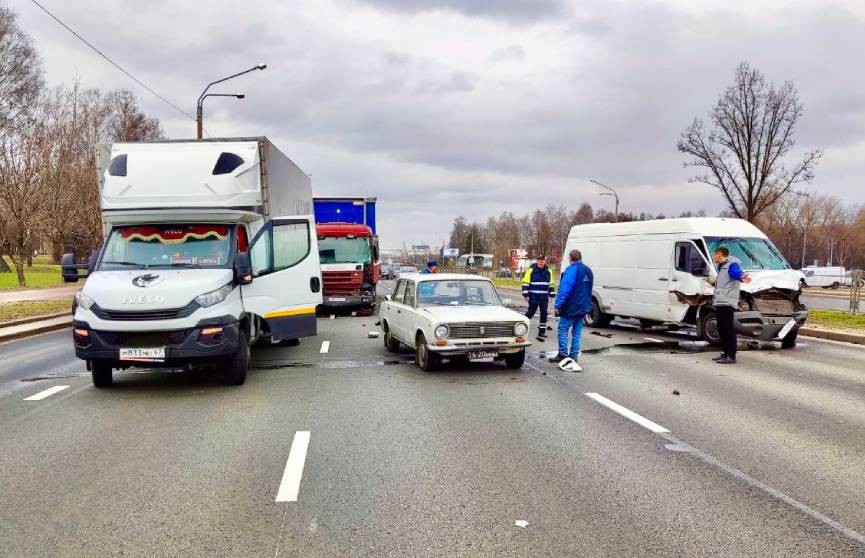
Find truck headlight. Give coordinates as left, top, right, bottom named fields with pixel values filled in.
left=75, top=292, right=95, bottom=311
left=434, top=325, right=449, bottom=339
left=195, top=283, right=234, bottom=308
left=514, top=323, right=528, bottom=336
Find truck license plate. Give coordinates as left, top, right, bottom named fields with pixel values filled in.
left=777, top=319, right=796, bottom=340
left=328, top=297, right=346, bottom=302
left=119, top=347, right=166, bottom=362
left=468, top=350, right=498, bottom=360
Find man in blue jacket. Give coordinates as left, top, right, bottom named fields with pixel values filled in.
left=551, top=249, right=593, bottom=368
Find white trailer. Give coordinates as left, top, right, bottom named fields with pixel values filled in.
left=63, top=138, right=323, bottom=387
left=564, top=218, right=808, bottom=348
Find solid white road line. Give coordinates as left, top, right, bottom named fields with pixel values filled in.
left=23, top=385, right=70, bottom=401
left=585, top=392, right=669, bottom=433
left=276, top=431, right=311, bottom=503
left=320, top=341, right=330, bottom=354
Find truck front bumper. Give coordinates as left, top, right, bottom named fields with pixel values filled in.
left=734, top=310, right=809, bottom=340
left=72, top=319, right=240, bottom=367
left=320, top=294, right=375, bottom=307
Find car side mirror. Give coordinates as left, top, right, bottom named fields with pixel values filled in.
left=235, top=252, right=253, bottom=284
left=61, top=253, right=80, bottom=283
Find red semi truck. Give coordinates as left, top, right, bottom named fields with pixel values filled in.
left=314, top=197, right=380, bottom=314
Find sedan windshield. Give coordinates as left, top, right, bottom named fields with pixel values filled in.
left=99, top=224, right=232, bottom=270
left=417, top=279, right=501, bottom=306
left=704, top=236, right=791, bottom=270
left=319, top=237, right=370, bottom=264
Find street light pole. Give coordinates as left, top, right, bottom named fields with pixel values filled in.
left=196, top=64, right=267, bottom=138
left=590, top=179, right=619, bottom=222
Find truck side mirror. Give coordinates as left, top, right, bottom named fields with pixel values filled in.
left=235, top=252, right=253, bottom=284
left=87, top=250, right=99, bottom=275
left=61, top=253, right=79, bottom=283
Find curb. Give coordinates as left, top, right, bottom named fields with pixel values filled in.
left=0, top=312, right=71, bottom=329
left=799, top=328, right=865, bottom=346
left=0, top=316, right=72, bottom=343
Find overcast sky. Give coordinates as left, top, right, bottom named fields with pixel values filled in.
left=13, top=0, right=865, bottom=248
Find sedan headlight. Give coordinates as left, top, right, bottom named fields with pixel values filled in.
left=194, top=283, right=234, bottom=308
left=514, top=322, right=528, bottom=336
left=75, top=292, right=95, bottom=311
left=434, top=324, right=449, bottom=339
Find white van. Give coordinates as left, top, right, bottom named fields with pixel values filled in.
left=564, top=218, right=808, bottom=348
left=801, top=266, right=858, bottom=289
left=62, top=138, right=323, bottom=387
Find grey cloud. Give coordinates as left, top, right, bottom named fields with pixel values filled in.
left=356, top=0, right=568, bottom=22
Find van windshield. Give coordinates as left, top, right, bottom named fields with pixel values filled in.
left=319, top=237, right=370, bottom=264
left=99, top=224, right=233, bottom=270
left=704, top=237, right=790, bottom=271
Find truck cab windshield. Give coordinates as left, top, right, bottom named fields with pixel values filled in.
left=319, top=237, right=370, bottom=264
left=99, top=224, right=233, bottom=271
left=704, top=236, right=790, bottom=271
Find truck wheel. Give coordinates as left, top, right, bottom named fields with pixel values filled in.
left=415, top=334, right=438, bottom=372
left=585, top=299, right=612, bottom=328
left=91, top=360, right=113, bottom=388
left=781, top=328, right=799, bottom=349
left=383, top=325, right=400, bottom=352
left=504, top=350, right=526, bottom=369
left=225, top=336, right=250, bottom=385
left=698, top=311, right=722, bottom=346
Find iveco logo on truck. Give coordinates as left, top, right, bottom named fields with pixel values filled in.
left=122, top=295, right=165, bottom=304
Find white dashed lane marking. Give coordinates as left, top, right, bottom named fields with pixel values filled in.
left=585, top=392, right=669, bottom=433
left=320, top=341, right=330, bottom=354
left=23, top=385, right=70, bottom=401
left=276, top=431, right=311, bottom=503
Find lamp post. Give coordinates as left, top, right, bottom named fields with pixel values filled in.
left=792, top=190, right=811, bottom=268
left=590, top=178, right=619, bottom=222
left=196, top=64, right=267, bottom=138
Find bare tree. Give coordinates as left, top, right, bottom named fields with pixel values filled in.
left=678, top=62, right=821, bottom=222
left=0, top=6, right=43, bottom=134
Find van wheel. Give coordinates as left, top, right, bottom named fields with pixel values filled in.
left=504, top=350, right=526, bottom=369
left=415, top=334, right=438, bottom=372
left=225, top=336, right=250, bottom=385
left=384, top=327, right=400, bottom=352
left=781, top=328, right=799, bottom=349
left=91, top=360, right=113, bottom=388
left=585, top=299, right=612, bottom=328
left=698, top=311, right=722, bottom=346
left=831, top=281, right=840, bottom=290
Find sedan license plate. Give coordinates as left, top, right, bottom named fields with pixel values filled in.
left=119, top=347, right=166, bottom=362
left=468, top=350, right=498, bottom=360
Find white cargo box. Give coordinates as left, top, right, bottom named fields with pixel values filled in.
left=96, top=137, right=311, bottom=226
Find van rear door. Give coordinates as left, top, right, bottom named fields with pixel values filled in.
left=242, top=216, right=323, bottom=341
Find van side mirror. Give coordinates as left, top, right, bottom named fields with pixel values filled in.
left=87, top=250, right=99, bottom=275
left=61, top=253, right=80, bottom=283
left=235, top=252, right=253, bottom=284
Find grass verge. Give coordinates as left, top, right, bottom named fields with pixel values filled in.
left=0, top=298, right=73, bottom=323
left=807, top=310, right=865, bottom=332
left=0, top=256, right=63, bottom=290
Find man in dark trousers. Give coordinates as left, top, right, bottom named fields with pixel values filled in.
left=551, top=249, right=593, bottom=369
left=710, top=246, right=750, bottom=364
left=521, top=254, right=555, bottom=341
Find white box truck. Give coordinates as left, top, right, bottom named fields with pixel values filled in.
left=61, top=138, right=323, bottom=387
left=564, top=218, right=808, bottom=348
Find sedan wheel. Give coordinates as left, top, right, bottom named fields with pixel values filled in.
left=415, top=334, right=438, bottom=372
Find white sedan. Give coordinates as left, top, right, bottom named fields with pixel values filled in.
left=379, top=274, right=531, bottom=371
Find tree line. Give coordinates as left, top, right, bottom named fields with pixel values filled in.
left=0, top=6, right=163, bottom=285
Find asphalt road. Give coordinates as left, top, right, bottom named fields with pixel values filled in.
left=1, top=280, right=864, bottom=556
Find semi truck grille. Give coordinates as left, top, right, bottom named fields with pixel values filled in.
left=322, top=270, right=363, bottom=295
left=90, top=301, right=200, bottom=321
left=97, top=330, right=192, bottom=347
left=447, top=322, right=518, bottom=339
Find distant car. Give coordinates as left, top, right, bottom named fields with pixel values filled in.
left=381, top=265, right=398, bottom=280
left=397, top=266, right=418, bottom=277
left=378, top=274, right=531, bottom=371
left=495, top=267, right=513, bottom=278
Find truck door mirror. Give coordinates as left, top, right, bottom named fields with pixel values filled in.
left=61, top=253, right=80, bottom=283
left=87, top=250, right=99, bottom=275
left=235, top=252, right=253, bottom=284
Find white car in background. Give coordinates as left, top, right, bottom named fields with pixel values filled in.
left=379, top=274, right=531, bottom=371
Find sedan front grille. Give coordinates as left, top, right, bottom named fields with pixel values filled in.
left=90, top=301, right=200, bottom=321
left=447, top=322, right=518, bottom=339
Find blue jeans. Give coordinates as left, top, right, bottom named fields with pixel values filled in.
left=558, top=315, right=585, bottom=360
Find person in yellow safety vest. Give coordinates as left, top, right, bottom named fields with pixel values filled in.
left=521, top=254, right=556, bottom=341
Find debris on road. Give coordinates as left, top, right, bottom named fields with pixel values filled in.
left=514, top=520, right=529, bottom=528
left=672, top=389, right=680, bottom=395
left=591, top=331, right=614, bottom=338
left=368, top=331, right=380, bottom=338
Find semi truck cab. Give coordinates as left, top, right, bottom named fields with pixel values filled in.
left=317, top=223, right=380, bottom=312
